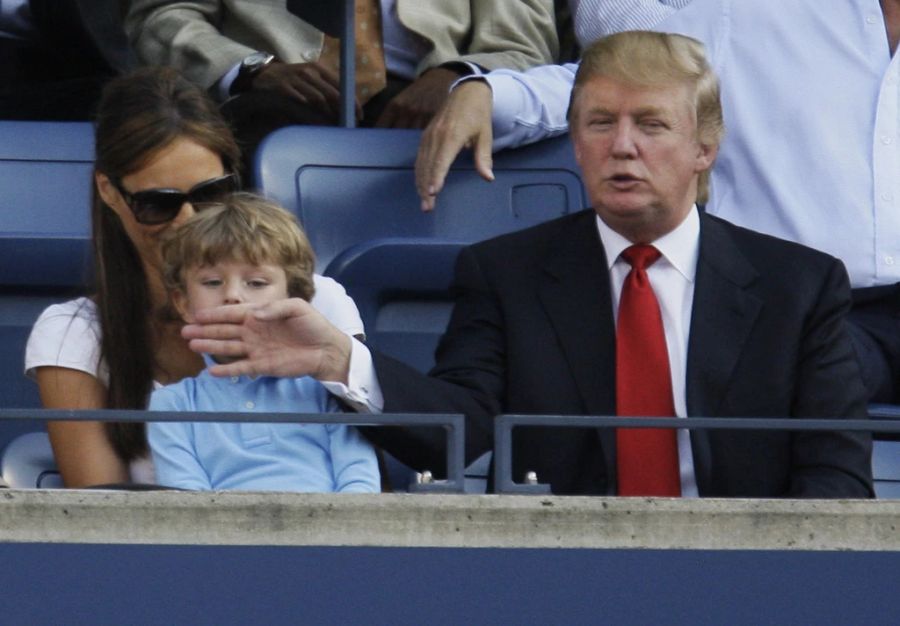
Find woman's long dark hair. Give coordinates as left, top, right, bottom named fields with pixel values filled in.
left=92, top=67, right=240, bottom=461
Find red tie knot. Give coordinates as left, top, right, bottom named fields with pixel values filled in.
left=621, top=244, right=661, bottom=271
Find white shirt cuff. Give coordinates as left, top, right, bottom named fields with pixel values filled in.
left=320, top=336, right=384, bottom=413
left=449, top=71, right=488, bottom=93
left=216, top=62, right=242, bottom=102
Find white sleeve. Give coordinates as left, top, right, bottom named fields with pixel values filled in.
left=574, top=0, right=695, bottom=47
left=24, top=299, right=106, bottom=383
left=320, top=337, right=384, bottom=414
left=484, top=0, right=713, bottom=152
left=482, top=63, right=578, bottom=152
left=311, top=274, right=365, bottom=339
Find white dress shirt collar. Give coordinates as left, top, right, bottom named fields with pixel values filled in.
left=595, top=205, right=701, bottom=280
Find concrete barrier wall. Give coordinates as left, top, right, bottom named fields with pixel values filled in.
left=2, top=491, right=899, bottom=625
left=1, top=490, right=898, bottom=551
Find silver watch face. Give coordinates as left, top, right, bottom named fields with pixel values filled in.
left=243, top=52, right=274, bottom=73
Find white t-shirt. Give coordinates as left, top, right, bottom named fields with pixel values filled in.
left=24, top=274, right=364, bottom=483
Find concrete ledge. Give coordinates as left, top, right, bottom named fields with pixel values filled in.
left=0, top=490, right=897, bottom=551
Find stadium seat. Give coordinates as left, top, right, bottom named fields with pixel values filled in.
left=1, top=431, right=62, bottom=489
left=0, top=120, right=95, bottom=289
left=255, top=127, right=587, bottom=271
left=873, top=440, right=900, bottom=499
left=326, top=238, right=462, bottom=373
left=0, top=121, right=94, bottom=450
left=326, top=238, right=491, bottom=492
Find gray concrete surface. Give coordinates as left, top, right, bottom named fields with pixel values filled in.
left=0, top=490, right=897, bottom=551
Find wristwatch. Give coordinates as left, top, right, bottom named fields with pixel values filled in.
left=230, top=51, right=276, bottom=95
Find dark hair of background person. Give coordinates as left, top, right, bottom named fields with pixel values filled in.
left=92, top=66, right=240, bottom=461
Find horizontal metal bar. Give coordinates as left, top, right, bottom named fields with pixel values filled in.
left=0, top=408, right=455, bottom=426
left=868, top=403, right=900, bottom=420
left=0, top=409, right=466, bottom=494
left=494, top=414, right=900, bottom=495
left=499, top=414, right=900, bottom=433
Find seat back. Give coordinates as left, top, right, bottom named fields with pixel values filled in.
left=873, top=440, right=900, bottom=499
left=326, top=238, right=489, bottom=492
left=0, top=121, right=94, bottom=446
left=1, top=431, right=62, bottom=488
left=255, top=127, right=586, bottom=271
left=325, top=238, right=462, bottom=373
left=0, top=121, right=94, bottom=289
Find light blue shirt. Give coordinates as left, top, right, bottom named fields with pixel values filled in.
left=572, top=0, right=693, bottom=48
left=485, top=0, right=900, bottom=288
left=148, top=357, right=380, bottom=493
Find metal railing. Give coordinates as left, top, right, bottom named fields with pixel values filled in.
left=494, top=414, right=900, bottom=494
left=0, top=409, right=465, bottom=493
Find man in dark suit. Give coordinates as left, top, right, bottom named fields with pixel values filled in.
left=182, top=31, right=873, bottom=498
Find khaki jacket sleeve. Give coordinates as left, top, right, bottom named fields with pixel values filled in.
left=397, top=0, right=559, bottom=74
left=125, top=0, right=323, bottom=88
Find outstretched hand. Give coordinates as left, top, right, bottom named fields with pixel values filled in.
left=414, top=79, right=495, bottom=212
left=181, top=299, right=353, bottom=383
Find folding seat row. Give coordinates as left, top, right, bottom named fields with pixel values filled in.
left=0, top=121, right=587, bottom=489
left=0, top=121, right=94, bottom=488
left=256, top=126, right=586, bottom=371
left=2, top=120, right=897, bottom=498
left=255, top=126, right=588, bottom=491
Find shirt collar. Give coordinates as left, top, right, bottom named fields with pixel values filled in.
left=595, top=205, right=701, bottom=282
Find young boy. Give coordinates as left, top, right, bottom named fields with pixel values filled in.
left=147, top=193, right=380, bottom=492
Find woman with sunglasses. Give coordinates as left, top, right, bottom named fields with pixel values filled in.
left=24, top=67, right=365, bottom=487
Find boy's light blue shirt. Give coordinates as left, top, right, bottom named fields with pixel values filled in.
left=148, top=356, right=380, bottom=492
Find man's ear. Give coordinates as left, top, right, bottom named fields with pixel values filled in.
left=95, top=171, right=120, bottom=209
left=695, top=141, right=718, bottom=173
left=172, top=289, right=194, bottom=324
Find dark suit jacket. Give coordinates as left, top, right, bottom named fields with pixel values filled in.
left=365, top=209, right=873, bottom=498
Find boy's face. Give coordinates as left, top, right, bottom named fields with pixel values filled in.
left=173, top=259, right=290, bottom=324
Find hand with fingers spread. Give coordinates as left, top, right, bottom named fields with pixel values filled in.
left=182, top=299, right=353, bottom=384
left=414, top=79, right=496, bottom=212
left=252, top=61, right=361, bottom=120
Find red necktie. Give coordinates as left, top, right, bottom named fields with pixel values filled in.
left=615, top=244, right=681, bottom=496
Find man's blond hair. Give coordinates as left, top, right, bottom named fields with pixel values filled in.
left=568, top=31, right=724, bottom=205
left=162, top=192, right=315, bottom=301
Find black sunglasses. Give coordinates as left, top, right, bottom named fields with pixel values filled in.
left=113, top=173, right=240, bottom=225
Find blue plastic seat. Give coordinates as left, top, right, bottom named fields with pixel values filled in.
left=0, top=120, right=94, bottom=289
left=873, top=440, right=900, bottom=499
left=326, top=238, right=491, bottom=492
left=326, top=238, right=463, bottom=373
left=1, top=431, right=62, bottom=489
left=0, top=121, right=95, bottom=450
left=255, top=127, right=587, bottom=271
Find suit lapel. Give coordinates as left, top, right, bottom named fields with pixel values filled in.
left=687, top=214, right=763, bottom=414
left=537, top=212, right=618, bottom=485
left=537, top=212, right=617, bottom=415
left=686, top=214, right=763, bottom=492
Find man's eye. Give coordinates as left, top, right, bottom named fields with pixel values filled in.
left=641, top=120, right=666, bottom=130
left=588, top=119, right=612, bottom=128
